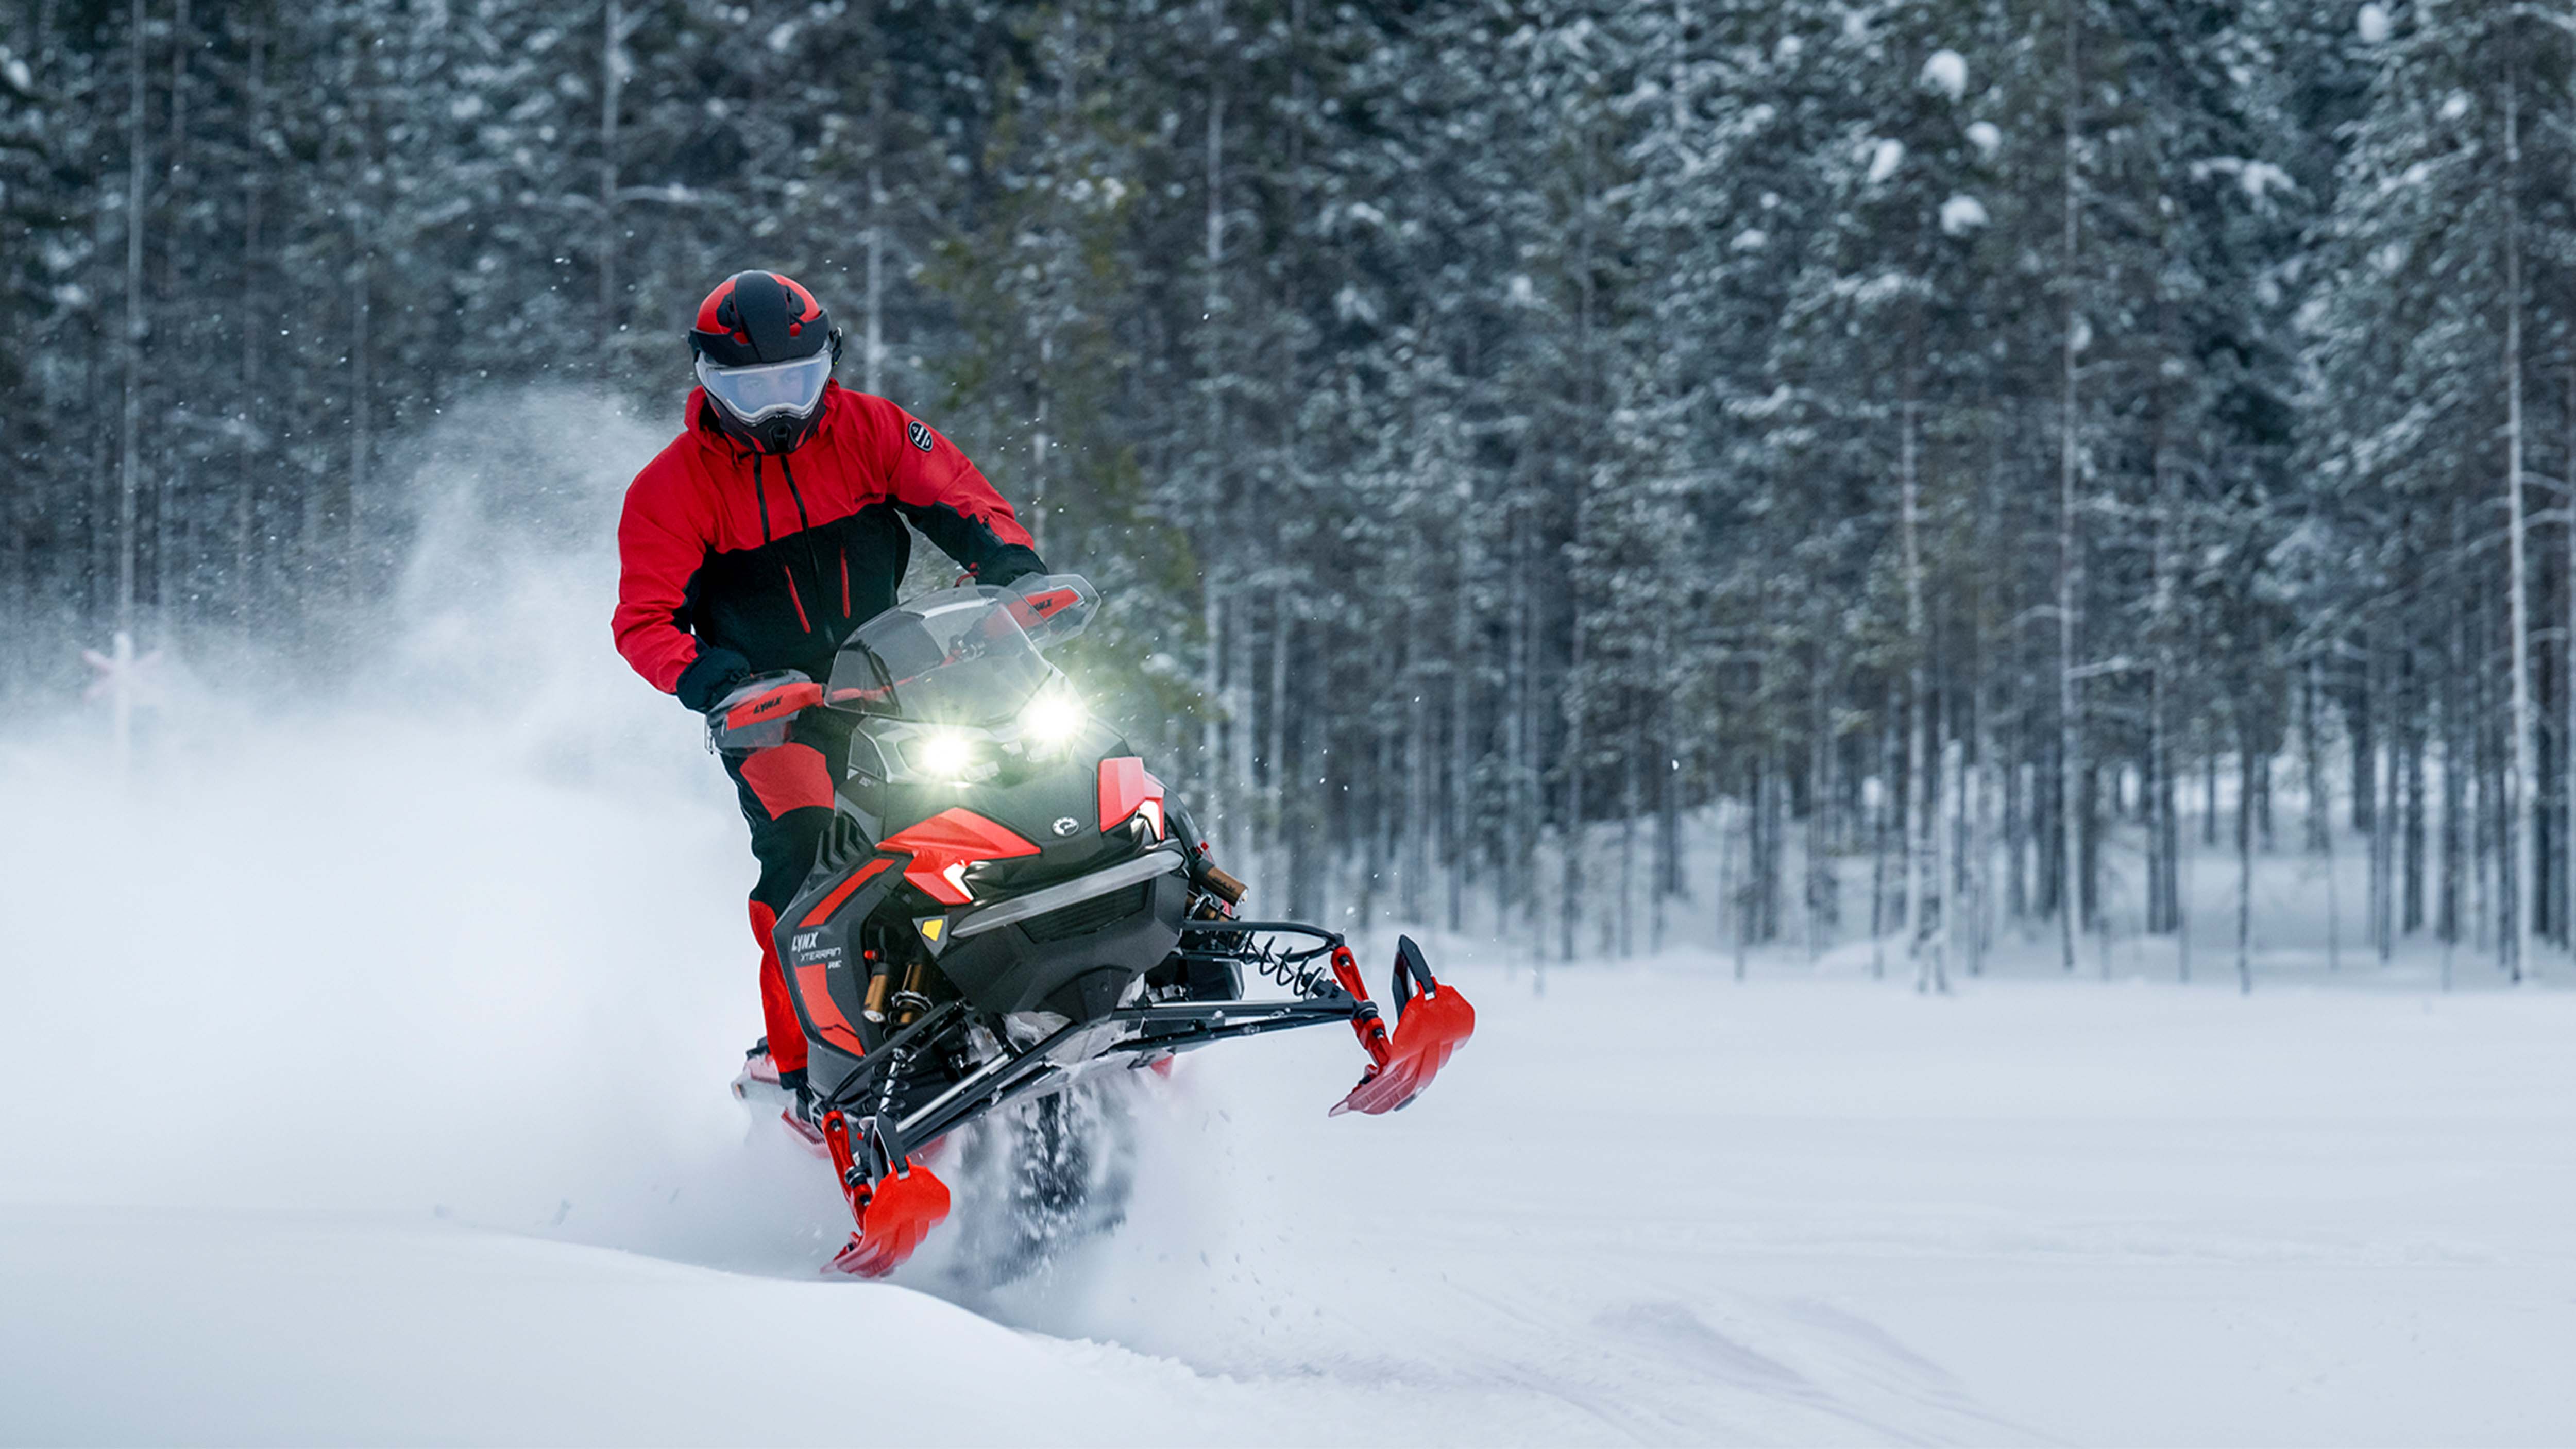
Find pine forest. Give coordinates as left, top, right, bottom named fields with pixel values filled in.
left=6, top=0, right=2573, bottom=985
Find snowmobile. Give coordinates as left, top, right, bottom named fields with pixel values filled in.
left=711, top=574, right=1474, bottom=1278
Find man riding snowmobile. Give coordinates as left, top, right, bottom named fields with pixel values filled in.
left=612, top=270, right=1046, bottom=1117
left=613, top=270, right=1475, bottom=1281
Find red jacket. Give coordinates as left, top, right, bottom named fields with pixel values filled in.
left=613, top=384, right=1045, bottom=701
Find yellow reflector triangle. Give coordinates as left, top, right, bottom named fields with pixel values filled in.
left=918, top=917, right=945, bottom=943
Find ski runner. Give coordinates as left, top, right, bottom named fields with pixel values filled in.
left=611, top=270, right=1047, bottom=1132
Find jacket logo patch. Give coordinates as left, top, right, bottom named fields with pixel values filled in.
left=906, top=419, right=936, bottom=453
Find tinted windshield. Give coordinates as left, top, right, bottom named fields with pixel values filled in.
left=826, top=586, right=1052, bottom=725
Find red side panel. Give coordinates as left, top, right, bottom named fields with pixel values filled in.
left=799, top=857, right=893, bottom=929
left=738, top=742, right=836, bottom=818
left=880, top=808, right=1041, bottom=906
left=794, top=962, right=869, bottom=1056
left=1096, top=756, right=1167, bottom=839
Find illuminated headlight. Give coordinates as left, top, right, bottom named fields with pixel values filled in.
left=1017, top=685, right=1087, bottom=751
left=912, top=729, right=976, bottom=777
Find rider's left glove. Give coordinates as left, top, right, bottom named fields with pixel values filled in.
left=675, top=646, right=753, bottom=714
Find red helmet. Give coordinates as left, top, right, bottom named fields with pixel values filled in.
left=687, top=270, right=841, bottom=454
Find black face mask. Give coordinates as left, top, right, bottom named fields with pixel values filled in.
left=754, top=412, right=811, bottom=455
left=704, top=399, right=824, bottom=456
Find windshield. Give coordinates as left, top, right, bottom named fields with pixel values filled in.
left=826, top=586, right=1053, bottom=725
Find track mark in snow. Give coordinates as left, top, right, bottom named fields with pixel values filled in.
left=1769, top=1297, right=2053, bottom=1444
left=1592, top=1300, right=1964, bottom=1446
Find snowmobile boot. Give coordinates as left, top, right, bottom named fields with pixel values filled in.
left=780, top=1082, right=829, bottom=1152
left=730, top=1037, right=783, bottom=1098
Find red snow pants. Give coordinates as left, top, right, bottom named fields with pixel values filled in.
left=719, top=714, right=851, bottom=1081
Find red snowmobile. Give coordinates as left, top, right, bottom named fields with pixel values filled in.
left=715, top=576, right=1473, bottom=1278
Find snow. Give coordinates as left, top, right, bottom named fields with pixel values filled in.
left=2241, top=161, right=2295, bottom=202
left=4, top=402, right=2573, bottom=1445
left=1939, top=194, right=1989, bottom=235
left=1920, top=50, right=1967, bottom=103
left=1966, top=120, right=2002, bottom=159
left=2357, top=3, right=2391, bottom=44
left=1865, top=138, right=1904, bottom=185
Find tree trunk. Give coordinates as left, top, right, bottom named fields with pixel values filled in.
left=599, top=0, right=622, bottom=353
left=1870, top=710, right=1889, bottom=980
left=2404, top=671, right=2426, bottom=936
left=1652, top=618, right=1679, bottom=952
left=2443, top=510, right=2466, bottom=971
left=1404, top=618, right=1430, bottom=925
left=2307, top=659, right=2341, bottom=974
left=1901, top=399, right=1928, bottom=969
left=1806, top=662, right=1831, bottom=961
left=2567, top=360, right=2576, bottom=953
left=1620, top=731, right=1639, bottom=959
left=1720, top=792, right=1744, bottom=980
left=2373, top=644, right=2394, bottom=962
left=117, top=0, right=147, bottom=644
left=1921, top=737, right=1955, bottom=994
left=1448, top=520, right=1477, bottom=934
left=1501, top=513, right=1529, bottom=935
left=1970, top=672, right=1996, bottom=976
left=862, top=0, right=887, bottom=396
left=2206, top=748, right=2222, bottom=846
left=234, top=15, right=264, bottom=635
left=2236, top=709, right=2256, bottom=994
left=1268, top=612, right=1292, bottom=904
left=2055, top=0, right=2083, bottom=973
left=2502, top=58, right=2537, bottom=983
left=1201, top=593, right=1225, bottom=856
left=1560, top=598, right=1585, bottom=965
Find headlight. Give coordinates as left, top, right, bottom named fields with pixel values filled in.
left=1018, top=686, right=1087, bottom=749
left=912, top=729, right=977, bottom=777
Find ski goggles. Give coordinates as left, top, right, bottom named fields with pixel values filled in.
left=696, top=349, right=833, bottom=425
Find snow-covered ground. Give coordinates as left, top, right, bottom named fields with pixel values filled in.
left=7, top=700, right=2573, bottom=1447
left=5, top=401, right=2571, bottom=1445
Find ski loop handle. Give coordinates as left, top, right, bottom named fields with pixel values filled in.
left=1329, top=935, right=1475, bottom=1117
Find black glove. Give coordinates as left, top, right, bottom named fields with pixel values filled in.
left=675, top=646, right=753, bottom=714
left=974, top=550, right=1048, bottom=591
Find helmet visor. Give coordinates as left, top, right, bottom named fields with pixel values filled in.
left=697, top=350, right=832, bottom=425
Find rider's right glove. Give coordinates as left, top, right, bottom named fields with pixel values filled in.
left=675, top=646, right=753, bottom=714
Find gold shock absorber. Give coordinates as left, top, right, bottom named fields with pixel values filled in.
left=861, top=952, right=891, bottom=1022
left=892, top=957, right=932, bottom=1027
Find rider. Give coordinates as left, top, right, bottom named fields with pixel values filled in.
left=612, top=269, right=1047, bottom=1111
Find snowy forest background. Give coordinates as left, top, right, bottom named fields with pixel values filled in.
left=3, top=0, right=2570, bottom=986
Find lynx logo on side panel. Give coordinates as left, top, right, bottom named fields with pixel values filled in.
left=907, top=419, right=936, bottom=452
